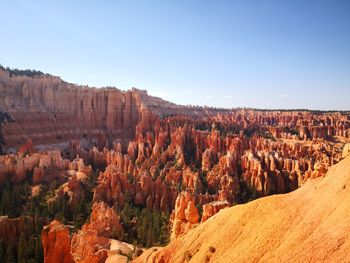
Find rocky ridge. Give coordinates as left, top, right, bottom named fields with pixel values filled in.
left=135, top=155, right=350, bottom=263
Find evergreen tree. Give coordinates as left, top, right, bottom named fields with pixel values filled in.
left=34, top=238, right=43, bottom=263
left=34, top=209, right=42, bottom=235
left=0, top=188, right=10, bottom=215
left=0, top=240, right=5, bottom=262
left=25, top=236, right=35, bottom=260
left=17, top=232, right=26, bottom=263
left=5, top=244, right=16, bottom=263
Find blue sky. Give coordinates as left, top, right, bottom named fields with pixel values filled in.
left=1, top=0, right=350, bottom=110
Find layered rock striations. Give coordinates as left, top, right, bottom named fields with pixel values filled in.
left=2, top=68, right=349, bottom=154
left=0, top=68, right=156, bottom=152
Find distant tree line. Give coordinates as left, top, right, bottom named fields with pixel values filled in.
left=0, top=65, right=45, bottom=78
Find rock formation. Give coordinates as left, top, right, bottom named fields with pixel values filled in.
left=41, top=220, right=74, bottom=263
left=70, top=202, right=123, bottom=263
left=2, top=68, right=348, bottom=154
left=135, top=155, right=350, bottom=263
left=0, top=68, right=157, bottom=153
left=169, top=191, right=199, bottom=240
left=201, top=200, right=229, bottom=222
left=343, top=143, right=350, bottom=158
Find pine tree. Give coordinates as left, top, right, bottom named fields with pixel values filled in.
left=160, top=212, right=170, bottom=244
left=0, top=240, right=5, bottom=262
left=34, top=238, right=43, bottom=263
left=5, top=244, right=16, bottom=263
left=25, top=236, right=35, bottom=260
left=17, top=232, right=26, bottom=263
left=0, top=189, right=10, bottom=215
left=34, top=209, right=41, bottom=235
left=146, top=227, right=154, bottom=248
left=60, top=195, right=67, bottom=223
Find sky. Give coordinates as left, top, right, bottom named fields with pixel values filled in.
left=1, top=0, right=350, bottom=110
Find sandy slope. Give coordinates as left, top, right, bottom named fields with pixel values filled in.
left=135, top=156, right=350, bottom=263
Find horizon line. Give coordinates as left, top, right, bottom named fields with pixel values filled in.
left=1, top=64, right=349, bottom=113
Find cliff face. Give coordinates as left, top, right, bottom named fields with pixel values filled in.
left=1, top=67, right=350, bottom=153
left=0, top=68, right=155, bottom=152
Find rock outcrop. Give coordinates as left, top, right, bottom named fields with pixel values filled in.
left=2, top=67, right=348, bottom=154
left=0, top=150, right=71, bottom=185
left=135, top=156, right=350, bottom=263
left=201, top=200, right=230, bottom=222
left=169, top=191, right=199, bottom=240
left=343, top=143, right=350, bottom=158
left=41, top=220, right=74, bottom=263
left=70, top=202, right=123, bottom=263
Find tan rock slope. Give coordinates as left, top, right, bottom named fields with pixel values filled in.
left=136, top=156, right=350, bottom=263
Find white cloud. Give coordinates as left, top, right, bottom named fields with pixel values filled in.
left=280, top=94, right=289, bottom=98
left=225, top=94, right=243, bottom=99
left=205, top=95, right=213, bottom=99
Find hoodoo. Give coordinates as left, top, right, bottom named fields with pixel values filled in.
left=136, top=155, right=350, bottom=263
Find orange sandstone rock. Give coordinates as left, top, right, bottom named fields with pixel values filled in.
left=201, top=200, right=230, bottom=222
left=41, top=220, right=74, bottom=263
left=170, top=191, right=199, bottom=240
left=70, top=202, right=123, bottom=263
left=136, top=156, right=350, bottom=263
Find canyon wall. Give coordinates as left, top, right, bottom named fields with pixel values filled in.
left=1, top=68, right=350, bottom=154
left=0, top=68, right=156, bottom=152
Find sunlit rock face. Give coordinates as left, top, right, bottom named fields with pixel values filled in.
left=41, top=220, right=74, bottom=263
left=343, top=143, right=350, bottom=158
left=201, top=200, right=230, bottom=222
left=169, top=191, right=199, bottom=240
left=0, top=68, right=156, bottom=153
left=70, top=202, right=123, bottom=263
